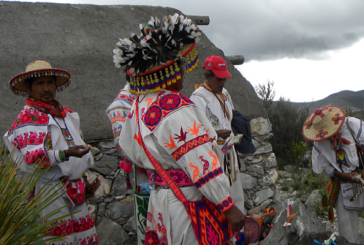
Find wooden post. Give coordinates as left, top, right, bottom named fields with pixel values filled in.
left=226, top=55, right=245, bottom=65
left=186, top=15, right=210, bottom=25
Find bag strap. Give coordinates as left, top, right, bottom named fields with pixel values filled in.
left=345, top=117, right=364, bottom=170
left=134, top=95, right=188, bottom=204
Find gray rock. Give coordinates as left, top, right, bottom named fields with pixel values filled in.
left=260, top=199, right=273, bottom=210
left=290, top=201, right=326, bottom=236
left=254, top=188, right=274, bottom=205
left=90, top=145, right=101, bottom=156
left=304, top=190, right=322, bottom=207
left=104, top=195, right=115, bottom=203
left=98, top=202, right=106, bottom=217
left=106, top=195, right=134, bottom=220
left=110, top=171, right=127, bottom=196
left=99, top=141, right=116, bottom=150
left=245, top=199, right=254, bottom=210
left=253, top=141, right=273, bottom=155
left=240, top=172, right=258, bottom=189
left=301, top=151, right=311, bottom=163
left=96, top=217, right=129, bottom=245
left=264, top=153, right=277, bottom=168
left=123, top=216, right=137, bottom=232
left=239, top=158, right=247, bottom=171
left=247, top=164, right=264, bottom=175
left=104, top=148, right=118, bottom=155
left=91, top=155, right=119, bottom=175
left=94, top=153, right=104, bottom=161
left=246, top=156, right=255, bottom=161
left=250, top=117, right=272, bottom=136
left=284, top=164, right=297, bottom=173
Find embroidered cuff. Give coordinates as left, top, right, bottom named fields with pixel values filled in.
left=217, top=195, right=234, bottom=213
left=59, top=150, right=69, bottom=162
left=194, top=167, right=224, bottom=189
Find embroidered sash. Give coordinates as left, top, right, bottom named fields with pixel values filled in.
left=147, top=169, right=194, bottom=187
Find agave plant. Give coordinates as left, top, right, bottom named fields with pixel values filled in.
left=0, top=147, right=71, bottom=245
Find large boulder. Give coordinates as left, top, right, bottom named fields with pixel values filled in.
left=0, top=2, right=266, bottom=142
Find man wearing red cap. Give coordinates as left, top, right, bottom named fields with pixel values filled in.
left=190, top=55, right=246, bottom=236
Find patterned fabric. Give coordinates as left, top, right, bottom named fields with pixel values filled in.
left=62, top=178, right=86, bottom=207
left=195, top=167, right=224, bottom=189
left=187, top=197, right=233, bottom=245
left=244, top=216, right=261, bottom=244
left=171, top=134, right=215, bottom=161
left=135, top=99, right=233, bottom=245
left=26, top=98, right=73, bottom=119
left=147, top=169, right=194, bottom=187
left=106, top=84, right=136, bottom=150
left=142, top=92, right=194, bottom=132
left=322, top=177, right=340, bottom=221
left=216, top=195, right=234, bottom=212
left=119, top=89, right=233, bottom=244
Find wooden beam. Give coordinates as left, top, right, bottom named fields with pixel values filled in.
left=186, top=15, right=210, bottom=25
left=226, top=55, right=245, bottom=65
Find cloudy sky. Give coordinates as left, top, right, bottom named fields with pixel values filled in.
left=10, top=0, right=364, bottom=102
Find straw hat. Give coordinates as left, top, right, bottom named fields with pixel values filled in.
left=113, top=14, right=201, bottom=94
left=302, top=105, right=345, bottom=142
left=9, top=60, right=71, bottom=96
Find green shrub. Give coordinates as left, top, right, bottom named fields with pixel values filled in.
left=0, top=148, right=71, bottom=245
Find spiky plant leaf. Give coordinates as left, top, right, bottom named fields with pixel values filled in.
left=0, top=148, right=74, bottom=245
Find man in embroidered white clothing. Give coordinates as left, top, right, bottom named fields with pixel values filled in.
left=3, top=60, right=98, bottom=245
left=114, top=14, right=245, bottom=245
left=302, top=106, right=364, bottom=244
left=190, top=55, right=246, bottom=217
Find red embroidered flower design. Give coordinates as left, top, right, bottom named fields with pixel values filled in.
left=74, top=221, right=81, bottom=232
left=144, top=106, right=162, bottom=126
left=37, top=116, right=49, bottom=124
left=20, top=113, right=32, bottom=124
left=159, top=94, right=180, bottom=110
left=53, top=226, right=63, bottom=236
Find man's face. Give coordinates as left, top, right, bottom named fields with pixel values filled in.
left=206, top=73, right=226, bottom=93
left=28, top=76, right=56, bottom=105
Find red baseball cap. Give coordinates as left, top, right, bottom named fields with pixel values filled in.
left=202, top=55, right=232, bottom=79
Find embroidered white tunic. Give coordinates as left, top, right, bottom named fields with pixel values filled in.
left=190, top=86, right=246, bottom=214
left=3, top=105, right=97, bottom=245
left=119, top=89, right=234, bottom=244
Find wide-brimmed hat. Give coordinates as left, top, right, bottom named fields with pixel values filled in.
left=9, top=60, right=71, bottom=96
left=202, top=55, right=232, bottom=79
left=113, top=14, right=201, bottom=94
left=302, top=105, right=346, bottom=142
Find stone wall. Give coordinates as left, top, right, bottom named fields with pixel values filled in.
left=85, top=117, right=277, bottom=244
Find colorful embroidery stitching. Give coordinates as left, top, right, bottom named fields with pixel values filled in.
left=195, top=167, right=224, bottom=189
left=45, top=214, right=96, bottom=237
left=171, top=134, right=213, bottom=161
left=11, top=131, right=46, bottom=149
left=142, top=92, right=194, bottom=132
left=8, top=107, right=49, bottom=135
left=216, top=195, right=234, bottom=212
left=115, top=93, right=135, bottom=105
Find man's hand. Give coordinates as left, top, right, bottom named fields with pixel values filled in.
left=335, top=170, right=361, bottom=183
left=64, top=144, right=90, bottom=158
left=224, top=205, right=245, bottom=231
left=216, top=129, right=231, bottom=139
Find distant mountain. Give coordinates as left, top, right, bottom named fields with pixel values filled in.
left=291, top=90, right=364, bottom=113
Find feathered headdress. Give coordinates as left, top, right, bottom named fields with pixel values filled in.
left=113, top=14, right=201, bottom=94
